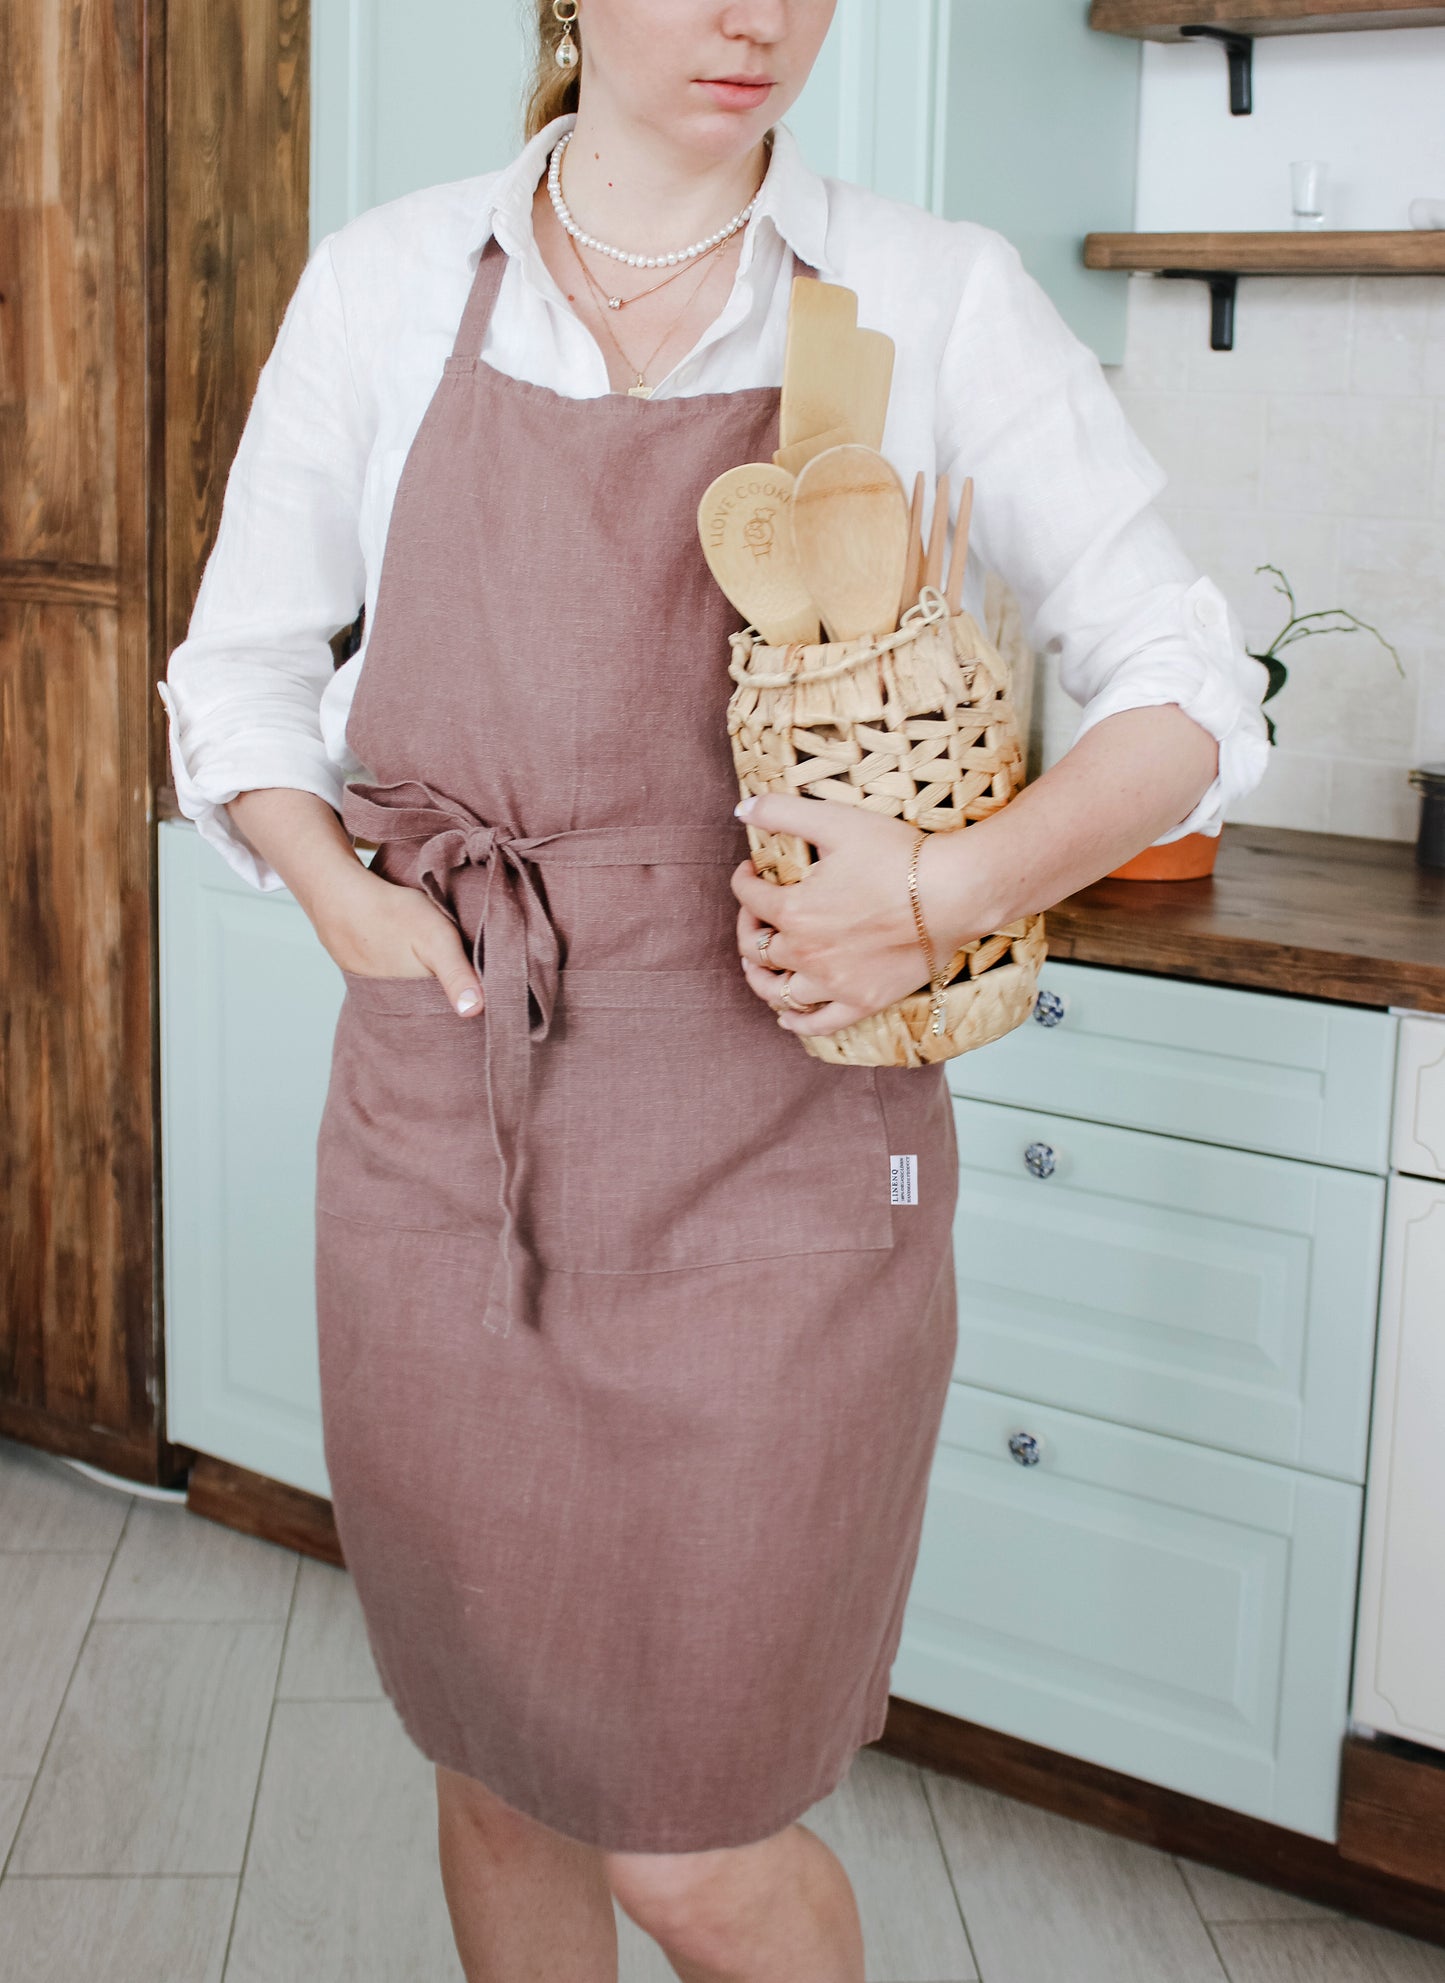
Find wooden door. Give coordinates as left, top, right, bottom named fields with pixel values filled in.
left=3, top=0, right=311, bottom=1482
left=0, top=0, right=158, bottom=1476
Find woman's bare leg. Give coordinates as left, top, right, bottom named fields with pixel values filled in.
left=434, top=1762, right=620, bottom=1983
left=603, top=1821, right=865, bottom=1983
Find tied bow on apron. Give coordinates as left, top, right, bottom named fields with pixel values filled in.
left=337, top=778, right=747, bottom=1340
left=340, top=779, right=569, bottom=1340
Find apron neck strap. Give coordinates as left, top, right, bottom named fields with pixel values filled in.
left=452, top=232, right=510, bottom=361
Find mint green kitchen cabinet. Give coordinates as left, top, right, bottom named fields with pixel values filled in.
left=889, top=956, right=1398, bottom=1841
left=955, top=957, right=1397, bottom=1173
left=892, top=1381, right=1363, bottom=1839
left=948, top=1094, right=1385, bottom=1478
left=1352, top=1015, right=1445, bottom=1755
left=159, top=822, right=341, bottom=1500
left=309, top=0, right=1139, bottom=359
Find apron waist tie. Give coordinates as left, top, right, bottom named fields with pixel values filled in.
left=339, top=778, right=746, bottom=1340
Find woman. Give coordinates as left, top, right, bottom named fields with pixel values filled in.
left=159, top=0, right=1270, bottom=1974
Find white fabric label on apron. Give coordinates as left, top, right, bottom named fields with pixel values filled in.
left=890, top=1155, right=918, bottom=1205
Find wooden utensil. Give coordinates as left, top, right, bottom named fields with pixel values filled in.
left=697, top=462, right=821, bottom=646
left=773, top=330, right=895, bottom=471
left=922, top=473, right=951, bottom=592
left=945, top=476, right=974, bottom=612
left=899, top=471, right=926, bottom=621
left=779, top=278, right=860, bottom=452
left=773, top=422, right=854, bottom=478
left=789, top=445, right=910, bottom=644
left=849, top=329, right=895, bottom=453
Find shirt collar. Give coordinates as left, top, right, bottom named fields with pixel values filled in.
left=472, top=112, right=835, bottom=279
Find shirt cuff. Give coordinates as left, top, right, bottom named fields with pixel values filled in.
left=1066, top=576, right=1273, bottom=845
left=156, top=680, right=347, bottom=892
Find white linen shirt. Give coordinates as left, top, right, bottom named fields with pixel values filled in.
left=159, top=112, right=1271, bottom=893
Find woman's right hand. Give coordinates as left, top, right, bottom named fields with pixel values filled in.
left=318, top=864, right=485, bottom=1017
left=222, top=790, right=485, bottom=1018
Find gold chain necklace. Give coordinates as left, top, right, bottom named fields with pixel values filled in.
left=565, top=224, right=727, bottom=313
left=569, top=234, right=724, bottom=398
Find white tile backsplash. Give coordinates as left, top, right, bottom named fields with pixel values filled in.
left=1097, top=272, right=1443, bottom=842
left=1262, top=395, right=1434, bottom=518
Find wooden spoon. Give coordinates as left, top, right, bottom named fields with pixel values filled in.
left=789, top=445, right=910, bottom=643
left=697, top=463, right=821, bottom=646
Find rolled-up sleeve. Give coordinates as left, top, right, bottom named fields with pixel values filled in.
left=158, top=231, right=369, bottom=891
left=937, top=234, right=1271, bottom=842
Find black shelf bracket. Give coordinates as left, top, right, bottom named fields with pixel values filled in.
left=1160, top=269, right=1240, bottom=350
left=1180, top=24, right=1254, bottom=114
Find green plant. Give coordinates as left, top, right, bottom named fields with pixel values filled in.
left=1249, top=564, right=1404, bottom=747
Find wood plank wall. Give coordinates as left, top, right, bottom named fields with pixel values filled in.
left=0, top=0, right=309, bottom=1482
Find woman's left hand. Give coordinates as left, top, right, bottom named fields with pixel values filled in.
left=729, top=792, right=1001, bottom=1037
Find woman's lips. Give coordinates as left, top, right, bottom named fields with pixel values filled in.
left=698, top=78, right=775, bottom=111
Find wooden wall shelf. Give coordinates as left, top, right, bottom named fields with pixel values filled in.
left=1084, top=232, right=1445, bottom=346
left=1090, top=1, right=1445, bottom=38
left=1090, top=2, right=1445, bottom=115
left=1085, top=230, right=1445, bottom=274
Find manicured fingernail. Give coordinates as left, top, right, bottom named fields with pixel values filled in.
left=456, top=989, right=480, bottom=1014
left=734, top=795, right=756, bottom=819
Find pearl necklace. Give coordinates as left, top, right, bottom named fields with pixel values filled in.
left=547, top=130, right=763, bottom=271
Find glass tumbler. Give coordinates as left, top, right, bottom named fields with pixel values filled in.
left=1291, top=161, right=1327, bottom=230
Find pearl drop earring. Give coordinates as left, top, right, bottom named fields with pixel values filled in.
left=554, top=0, right=579, bottom=71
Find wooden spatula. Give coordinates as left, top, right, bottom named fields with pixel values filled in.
left=789, top=445, right=910, bottom=644
left=848, top=329, right=895, bottom=452
left=779, top=278, right=860, bottom=452
left=773, top=422, right=854, bottom=478
left=697, top=463, right=821, bottom=646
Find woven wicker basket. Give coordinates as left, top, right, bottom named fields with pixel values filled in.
left=727, top=587, right=1047, bottom=1069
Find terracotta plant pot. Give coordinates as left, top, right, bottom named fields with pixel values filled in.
left=1106, top=829, right=1220, bottom=882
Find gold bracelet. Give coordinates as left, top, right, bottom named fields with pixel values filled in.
left=906, top=826, right=949, bottom=1039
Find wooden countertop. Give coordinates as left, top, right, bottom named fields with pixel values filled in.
left=1045, top=823, right=1445, bottom=1014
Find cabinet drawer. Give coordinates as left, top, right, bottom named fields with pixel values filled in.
left=950, top=1096, right=1384, bottom=1480
left=1392, top=1015, right=1445, bottom=1182
left=950, top=959, right=1395, bottom=1173
left=1352, top=1175, right=1445, bottom=1749
left=895, top=1382, right=1362, bottom=1839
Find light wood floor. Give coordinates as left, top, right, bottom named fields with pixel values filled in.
left=2, top=1432, right=1442, bottom=1982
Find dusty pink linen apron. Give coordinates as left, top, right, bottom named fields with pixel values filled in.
left=313, top=230, right=961, bottom=1852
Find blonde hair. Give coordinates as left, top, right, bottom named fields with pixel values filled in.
left=525, top=2, right=582, bottom=141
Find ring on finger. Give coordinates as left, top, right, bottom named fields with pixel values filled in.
left=778, top=973, right=825, bottom=1014
left=756, top=927, right=777, bottom=965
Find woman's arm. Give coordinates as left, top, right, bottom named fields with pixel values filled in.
left=730, top=701, right=1215, bottom=1041
left=158, top=232, right=487, bottom=1013
left=223, top=788, right=485, bottom=1014
left=158, top=232, right=371, bottom=893
left=936, top=699, right=1220, bottom=934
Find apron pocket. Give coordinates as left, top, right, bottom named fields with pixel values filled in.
left=520, top=968, right=897, bottom=1274
left=317, top=969, right=495, bottom=1239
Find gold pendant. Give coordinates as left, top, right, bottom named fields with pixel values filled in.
left=628, top=379, right=653, bottom=399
